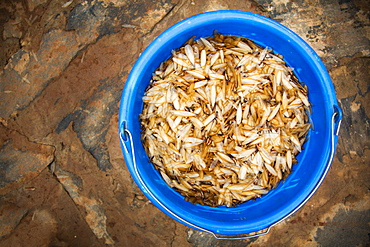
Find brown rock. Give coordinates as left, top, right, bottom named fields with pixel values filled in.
left=26, top=0, right=48, bottom=12
left=0, top=202, right=28, bottom=239
left=0, top=168, right=102, bottom=246
left=0, top=0, right=368, bottom=246
left=0, top=123, right=54, bottom=194
left=2, top=20, right=23, bottom=40
left=0, top=30, right=81, bottom=119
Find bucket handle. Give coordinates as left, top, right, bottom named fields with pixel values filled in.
left=119, top=104, right=342, bottom=240
left=333, top=104, right=342, bottom=136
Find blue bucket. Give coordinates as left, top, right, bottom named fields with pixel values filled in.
left=118, top=11, right=342, bottom=239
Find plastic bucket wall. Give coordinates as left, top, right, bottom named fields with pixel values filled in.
left=119, top=11, right=342, bottom=237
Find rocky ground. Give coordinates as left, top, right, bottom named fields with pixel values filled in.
left=0, top=0, right=369, bottom=246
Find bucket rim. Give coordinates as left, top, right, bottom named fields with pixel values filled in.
left=118, top=10, right=342, bottom=236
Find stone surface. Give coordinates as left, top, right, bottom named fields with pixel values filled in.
left=0, top=0, right=369, bottom=246
left=0, top=123, right=55, bottom=194
left=0, top=168, right=102, bottom=246
left=257, top=0, right=370, bottom=68
left=0, top=202, right=27, bottom=239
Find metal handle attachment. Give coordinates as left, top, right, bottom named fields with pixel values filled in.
left=328, top=105, right=342, bottom=166
left=333, top=104, right=342, bottom=136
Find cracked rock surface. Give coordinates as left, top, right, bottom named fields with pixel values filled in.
left=0, top=0, right=369, bottom=246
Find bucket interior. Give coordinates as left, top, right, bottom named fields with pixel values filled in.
left=119, top=11, right=337, bottom=235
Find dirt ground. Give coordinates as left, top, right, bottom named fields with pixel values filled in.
left=0, top=0, right=369, bottom=246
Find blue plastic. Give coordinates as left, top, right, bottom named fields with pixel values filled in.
left=118, top=11, right=342, bottom=236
